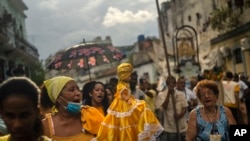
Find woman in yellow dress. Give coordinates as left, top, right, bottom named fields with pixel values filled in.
left=92, top=63, right=163, bottom=141
left=82, top=81, right=109, bottom=116
left=41, top=76, right=104, bottom=141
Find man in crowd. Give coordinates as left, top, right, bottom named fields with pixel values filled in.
left=176, top=76, right=198, bottom=121
left=222, top=71, right=240, bottom=123
left=237, top=73, right=249, bottom=124
left=129, top=71, right=145, bottom=100
left=156, top=76, right=188, bottom=141
left=139, top=78, right=157, bottom=113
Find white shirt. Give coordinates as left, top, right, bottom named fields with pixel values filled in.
left=156, top=89, right=188, bottom=133
left=178, top=87, right=197, bottom=102
left=238, top=80, right=248, bottom=99
left=131, top=87, right=145, bottom=99
left=176, top=87, right=197, bottom=120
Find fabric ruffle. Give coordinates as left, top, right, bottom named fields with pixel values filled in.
left=81, top=105, right=104, bottom=135
left=92, top=97, right=163, bottom=141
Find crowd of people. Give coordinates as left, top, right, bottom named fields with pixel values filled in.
left=0, top=62, right=249, bottom=141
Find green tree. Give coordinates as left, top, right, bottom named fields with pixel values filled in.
left=30, top=60, right=45, bottom=87
left=210, top=7, right=241, bottom=34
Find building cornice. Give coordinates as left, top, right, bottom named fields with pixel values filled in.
left=211, top=22, right=250, bottom=45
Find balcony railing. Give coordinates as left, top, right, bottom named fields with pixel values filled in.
left=15, top=37, right=39, bottom=60
left=0, top=27, right=16, bottom=48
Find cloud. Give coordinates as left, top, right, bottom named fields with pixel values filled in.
left=23, top=0, right=161, bottom=60
left=138, top=0, right=153, bottom=3
left=39, top=0, right=59, bottom=11
left=79, top=0, right=104, bottom=13
left=103, top=7, right=155, bottom=27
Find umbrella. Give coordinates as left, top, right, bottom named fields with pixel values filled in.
left=47, top=43, right=125, bottom=80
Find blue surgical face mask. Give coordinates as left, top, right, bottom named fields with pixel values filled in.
left=65, top=102, right=82, bottom=114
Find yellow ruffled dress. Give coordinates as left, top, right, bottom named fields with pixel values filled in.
left=92, top=81, right=163, bottom=141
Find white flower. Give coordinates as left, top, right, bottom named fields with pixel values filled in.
left=180, top=61, right=199, bottom=79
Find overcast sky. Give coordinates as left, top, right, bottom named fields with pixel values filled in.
left=22, top=0, right=166, bottom=60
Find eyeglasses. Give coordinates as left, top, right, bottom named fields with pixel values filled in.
left=200, top=91, right=214, bottom=97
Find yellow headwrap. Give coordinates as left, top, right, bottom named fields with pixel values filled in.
left=117, top=63, right=133, bottom=81
left=44, top=76, right=74, bottom=104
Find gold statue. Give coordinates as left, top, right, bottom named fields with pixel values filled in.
left=178, top=41, right=195, bottom=62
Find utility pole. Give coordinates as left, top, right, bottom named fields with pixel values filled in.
left=155, top=0, right=181, bottom=141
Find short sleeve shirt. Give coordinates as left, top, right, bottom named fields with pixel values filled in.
left=159, top=89, right=188, bottom=133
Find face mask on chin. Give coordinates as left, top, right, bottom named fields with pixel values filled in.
left=65, top=102, right=82, bottom=114
left=59, top=96, right=82, bottom=114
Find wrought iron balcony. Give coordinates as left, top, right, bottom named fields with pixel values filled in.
left=15, top=36, right=39, bottom=61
